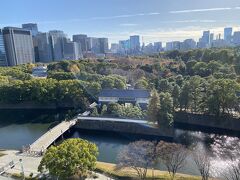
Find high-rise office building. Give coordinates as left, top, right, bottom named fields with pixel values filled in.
left=73, top=34, right=87, bottom=52
left=153, top=42, right=162, bottom=52
left=130, top=35, right=140, bottom=53
left=181, top=39, right=196, bottom=50
left=49, top=30, right=67, bottom=61
left=87, top=37, right=100, bottom=54
left=224, top=27, right=232, bottom=43
left=63, top=41, right=82, bottom=60
left=233, top=31, right=240, bottom=46
left=143, top=43, right=155, bottom=54
left=119, top=40, right=130, bottom=54
left=22, top=23, right=39, bottom=36
left=3, top=27, right=35, bottom=66
left=202, top=31, right=210, bottom=46
left=172, top=41, right=181, bottom=50
left=99, top=38, right=109, bottom=54
left=198, top=31, right=210, bottom=48
left=210, top=33, right=214, bottom=46
left=35, top=32, right=53, bottom=63
left=22, top=23, right=39, bottom=61
left=110, top=43, right=119, bottom=53
left=166, top=42, right=173, bottom=51
left=0, top=29, right=7, bottom=66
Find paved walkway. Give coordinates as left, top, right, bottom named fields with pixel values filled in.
left=29, top=119, right=77, bottom=153
left=0, top=150, right=114, bottom=179
left=0, top=150, right=41, bottom=177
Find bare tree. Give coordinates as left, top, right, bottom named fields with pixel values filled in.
left=156, top=141, right=188, bottom=180
left=192, top=149, right=211, bottom=180
left=117, top=140, right=156, bottom=180
left=220, top=159, right=240, bottom=180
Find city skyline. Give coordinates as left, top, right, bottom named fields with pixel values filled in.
left=1, top=0, right=240, bottom=44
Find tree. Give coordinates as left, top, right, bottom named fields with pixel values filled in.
left=206, top=79, right=240, bottom=116
left=147, top=89, right=160, bottom=123
left=91, top=107, right=99, bottom=117
left=172, top=85, right=180, bottom=109
left=188, top=76, right=205, bottom=113
left=192, top=149, right=211, bottom=180
left=117, top=140, right=156, bottom=180
left=158, top=79, right=172, bottom=93
left=207, top=60, right=222, bottom=75
left=38, top=138, right=98, bottom=179
left=115, top=104, right=144, bottom=119
left=101, top=104, right=108, bottom=116
left=159, top=92, right=174, bottom=126
left=101, top=76, right=115, bottom=89
left=186, top=60, right=197, bottom=76
left=179, top=81, right=192, bottom=111
left=192, top=62, right=210, bottom=77
left=48, top=71, right=76, bottom=80
left=220, top=160, right=240, bottom=180
left=156, top=141, right=188, bottom=180
left=135, top=78, right=149, bottom=89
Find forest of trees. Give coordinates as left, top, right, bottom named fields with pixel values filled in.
left=0, top=47, right=240, bottom=118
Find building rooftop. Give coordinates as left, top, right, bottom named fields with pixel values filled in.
left=99, top=89, right=150, bottom=98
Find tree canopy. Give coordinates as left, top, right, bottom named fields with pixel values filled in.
left=38, top=138, right=98, bottom=179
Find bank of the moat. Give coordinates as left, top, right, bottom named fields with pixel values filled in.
left=0, top=109, right=239, bottom=177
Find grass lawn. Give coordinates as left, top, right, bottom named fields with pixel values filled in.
left=96, top=162, right=213, bottom=180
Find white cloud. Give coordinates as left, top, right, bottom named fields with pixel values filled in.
left=3, top=6, right=239, bottom=27
left=170, top=7, right=232, bottom=14
left=175, top=20, right=216, bottom=23
left=119, top=23, right=139, bottom=27
left=100, top=26, right=240, bottom=44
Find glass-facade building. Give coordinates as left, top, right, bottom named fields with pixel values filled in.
left=3, top=27, right=35, bottom=66
left=22, top=23, right=39, bottom=36
left=0, top=29, right=7, bottom=66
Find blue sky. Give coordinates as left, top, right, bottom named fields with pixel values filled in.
left=1, top=0, right=240, bottom=44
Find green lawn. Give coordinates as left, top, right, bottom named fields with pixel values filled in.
left=95, top=162, right=208, bottom=180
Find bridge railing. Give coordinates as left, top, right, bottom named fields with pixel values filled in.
left=28, top=119, right=78, bottom=154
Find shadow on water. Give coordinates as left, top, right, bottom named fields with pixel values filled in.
left=0, top=109, right=239, bottom=176
left=0, top=109, right=74, bottom=150
left=0, top=109, right=73, bottom=128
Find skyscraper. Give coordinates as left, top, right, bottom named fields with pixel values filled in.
left=110, top=43, right=119, bottom=53
left=224, top=27, right=232, bottom=43
left=198, top=31, right=210, bottom=48
left=63, top=41, right=82, bottom=60
left=119, top=40, right=130, bottom=54
left=73, top=34, right=87, bottom=52
left=130, top=35, right=140, bottom=53
left=98, top=38, right=109, bottom=54
left=153, top=42, right=162, bottom=52
left=166, top=42, right=173, bottom=51
left=22, top=23, right=39, bottom=36
left=172, top=41, right=181, bottom=50
left=181, top=39, right=196, bottom=50
left=0, top=29, right=7, bottom=66
left=3, top=27, right=35, bottom=66
left=233, top=31, right=240, bottom=46
left=87, top=37, right=100, bottom=54
left=49, top=30, right=67, bottom=61
left=35, top=32, right=53, bottom=63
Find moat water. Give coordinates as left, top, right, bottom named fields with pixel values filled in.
left=0, top=109, right=239, bottom=176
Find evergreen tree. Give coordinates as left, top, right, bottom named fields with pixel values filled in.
left=147, top=89, right=160, bottom=123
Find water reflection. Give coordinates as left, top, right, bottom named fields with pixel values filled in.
left=175, top=129, right=240, bottom=177
left=0, top=110, right=239, bottom=177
